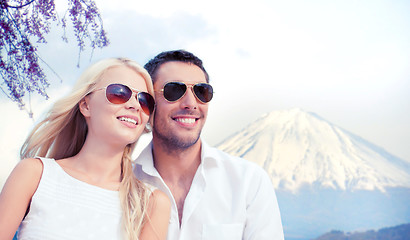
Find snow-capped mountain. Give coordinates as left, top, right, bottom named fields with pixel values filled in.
left=217, top=108, right=410, bottom=239
left=217, top=108, right=410, bottom=192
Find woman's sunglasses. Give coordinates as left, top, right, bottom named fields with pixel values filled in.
left=93, top=83, right=155, bottom=115
left=159, top=82, right=213, bottom=103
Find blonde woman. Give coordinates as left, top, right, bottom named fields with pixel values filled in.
left=0, top=58, right=171, bottom=240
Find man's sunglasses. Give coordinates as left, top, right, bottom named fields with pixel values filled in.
left=93, top=83, right=155, bottom=115
left=159, top=82, right=213, bottom=103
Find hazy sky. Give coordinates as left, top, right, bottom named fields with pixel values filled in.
left=1, top=0, right=409, bottom=186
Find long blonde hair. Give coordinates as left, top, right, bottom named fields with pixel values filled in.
left=20, top=57, right=154, bottom=239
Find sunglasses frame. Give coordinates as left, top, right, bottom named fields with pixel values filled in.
left=92, top=83, right=155, bottom=115
left=158, top=81, right=213, bottom=104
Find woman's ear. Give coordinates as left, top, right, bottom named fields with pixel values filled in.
left=79, top=96, right=91, bottom=117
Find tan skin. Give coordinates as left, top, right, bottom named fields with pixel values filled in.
left=0, top=66, right=170, bottom=240
left=151, top=61, right=209, bottom=225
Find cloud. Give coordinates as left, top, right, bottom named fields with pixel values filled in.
left=88, top=10, right=217, bottom=64
left=0, top=100, right=33, bottom=186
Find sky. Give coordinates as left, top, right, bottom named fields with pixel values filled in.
left=1, top=0, right=410, bottom=187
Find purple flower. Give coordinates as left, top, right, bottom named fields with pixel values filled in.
left=0, top=0, right=109, bottom=116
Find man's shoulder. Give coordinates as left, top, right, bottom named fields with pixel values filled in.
left=204, top=143, right=265, bottom=174
left=203, top=144, right=274, bottom=195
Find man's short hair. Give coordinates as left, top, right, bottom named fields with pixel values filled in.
left=144, top=49, right=209, bottom=83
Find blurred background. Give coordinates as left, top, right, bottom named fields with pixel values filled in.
left=1, top=0, right=409, bottom=239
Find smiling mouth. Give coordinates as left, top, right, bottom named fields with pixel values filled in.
left=173, top=117, right=198, bottom=124
left=118, top=117, right=137, bottom=125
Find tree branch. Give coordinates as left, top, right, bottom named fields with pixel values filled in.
left=2, top=0, right=37, bottom=9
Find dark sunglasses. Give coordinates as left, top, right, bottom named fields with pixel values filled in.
left=159, top=82, right=213, bottom=103
left=93, top=83, right=155, bottom=115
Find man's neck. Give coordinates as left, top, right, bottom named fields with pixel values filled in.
left=152, top=138, right=202, bottom=182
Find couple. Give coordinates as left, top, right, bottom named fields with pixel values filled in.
left=0, top=50, right=284, bottom=240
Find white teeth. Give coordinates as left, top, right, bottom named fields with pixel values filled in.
left=176, top=118, right=196, bottom=124
left=118, top=117, right=137, bottom=125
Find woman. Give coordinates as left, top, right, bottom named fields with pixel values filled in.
left=0, top=58, right=170, bottom=240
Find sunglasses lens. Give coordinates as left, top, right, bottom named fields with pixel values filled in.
left=105, top=84, right=155, bottom=115
left=138, top=92, right=155, bottom=115
left=163, top=82, right=187, bottom=101
left=193, top=83, right=213, bottom=103
left=106, top=84, right=132, bottom=104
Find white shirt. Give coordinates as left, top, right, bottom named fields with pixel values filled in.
left=18, top=157, right=123, bottom=240
left=134, top=141, right=284, bottom=240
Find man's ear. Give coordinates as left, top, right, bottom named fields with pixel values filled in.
left=79, top=96, right=91, bottom=117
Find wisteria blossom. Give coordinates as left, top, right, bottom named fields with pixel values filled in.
left=0, top=0, right=109, bottom=115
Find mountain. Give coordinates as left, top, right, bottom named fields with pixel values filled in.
left=216, top=108, right=410, bottom=240
left=313, top=223, right=410, bottom=240
left=217, top=108, right=410, bottom=192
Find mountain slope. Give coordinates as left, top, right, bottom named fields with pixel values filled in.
left=217, top=108, right=410, bottom=192
left=313, top=223, right=410, bottom=240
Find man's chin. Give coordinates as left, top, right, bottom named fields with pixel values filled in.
left=171, top=135, right=200, bottom=149
left=155, top=132, right=200, bottom=150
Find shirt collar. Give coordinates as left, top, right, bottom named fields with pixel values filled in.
left=134, top=141, right=160, bottom=177
left=200, top=140, right=219, bottom=168
left=135, top=139, right=219, bottom=176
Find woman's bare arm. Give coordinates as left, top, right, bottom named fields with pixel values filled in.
left=139, top=189, right=171, bottom=240
left=0, top=158, right=43, bottom=239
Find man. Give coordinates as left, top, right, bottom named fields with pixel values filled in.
left=134, top=50, right=284, bottom=239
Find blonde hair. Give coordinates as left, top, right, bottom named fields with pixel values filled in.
left=20, top=57, right=154, bottom=239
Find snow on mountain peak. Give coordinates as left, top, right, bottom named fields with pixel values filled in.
left=217, top=108, right=410, bottom=192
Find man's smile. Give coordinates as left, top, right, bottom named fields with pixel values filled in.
left=172, top=116, right=199, bottom=126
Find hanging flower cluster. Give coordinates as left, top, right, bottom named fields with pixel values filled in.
left=0, top=0, right=109, bottom=115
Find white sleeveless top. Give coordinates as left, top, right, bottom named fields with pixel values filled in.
left=18, top=157, right=123, bottom=239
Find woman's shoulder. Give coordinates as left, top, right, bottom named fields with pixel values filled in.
left=1, top=158, right=44, bottom=203
left=16, top=158, right=44, bottom=176
left=149, top=189, right=171, bottom=211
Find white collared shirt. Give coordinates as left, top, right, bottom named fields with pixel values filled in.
left=134, top=141, right=284, bottom=240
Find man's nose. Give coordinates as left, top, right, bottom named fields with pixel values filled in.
left=180, top=87, right=198, bottom=109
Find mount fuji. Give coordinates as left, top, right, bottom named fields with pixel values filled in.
left=216, top=108, right=410, bottom=240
